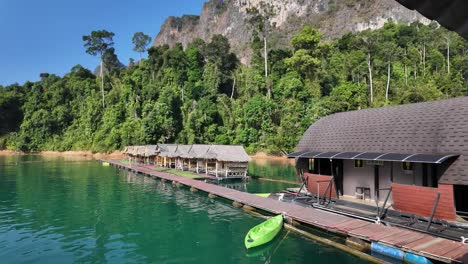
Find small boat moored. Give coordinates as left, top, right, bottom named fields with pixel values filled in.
left=102, top=162, right=110, bottom=167
left=245, top=215, right=283, bottom=249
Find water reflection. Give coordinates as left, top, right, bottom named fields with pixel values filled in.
left=0, top=156, right=368, bottom=263
left=248, top=158, right=296, bottom=182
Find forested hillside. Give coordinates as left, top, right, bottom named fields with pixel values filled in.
left=0, top=21, right=467, bottom=154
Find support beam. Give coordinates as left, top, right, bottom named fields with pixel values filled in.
left=374, top=165, right=380, bottom=202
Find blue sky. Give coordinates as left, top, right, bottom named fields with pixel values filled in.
left=0, top=0, right=206, bottom=86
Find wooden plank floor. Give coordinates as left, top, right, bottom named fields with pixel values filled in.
left=105, top=160, right=468, bottom=263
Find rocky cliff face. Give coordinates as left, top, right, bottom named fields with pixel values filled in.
left=154, top=0, right=430, bottom=63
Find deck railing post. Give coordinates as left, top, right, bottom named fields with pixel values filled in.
left=426, top=192, right=441, bottom=231
left=316, top=178, right=333, bottom=205
left=375, top=190, right=380, bottom=216
left=378, top=187, right=392, bottom=219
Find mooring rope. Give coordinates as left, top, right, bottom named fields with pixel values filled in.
left=266, top=230, right=290, bottom=262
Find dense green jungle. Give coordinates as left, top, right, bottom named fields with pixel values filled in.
left=1, top=21, right=467, bottom=154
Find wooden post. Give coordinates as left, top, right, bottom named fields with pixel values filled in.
left=196, top=160, right=199, bottom=174
left=374, top=165, right=380, bottom=202
left=215, top=161, right=218, bottom=178
left=205, top=160, right=208, bottom=175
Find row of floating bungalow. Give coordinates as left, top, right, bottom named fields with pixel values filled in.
left=123, top=144, right=251, bottom=179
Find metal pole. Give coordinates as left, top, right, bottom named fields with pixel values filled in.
left=426, top=192, right=441, bottom=231
left=379, top=187, right=392, bottom=219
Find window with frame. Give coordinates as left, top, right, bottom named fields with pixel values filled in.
left=354, top=160, right=363, bottom=168
left=308, top=158, right=314, bottom=172
left=402, top=162, right=413, bottom=171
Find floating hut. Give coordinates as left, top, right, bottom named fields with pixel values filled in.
left=156, top=144, right=178, bottom=168
left=202, top=145, right=251, bottom=178
left=134, top=146, right=146, bottom=164
left=123, top=146, right=131, bottom=161
left=124, top=146, right=137, bottom=163
left=124, top=144, right=251, bottom=179
left=144, top=145, right=158, bottom=164
left=181, top=145, right=212, bottom=174
left=174, top=145, right=192, bottom=171
left=289, top=96, right=468, bottom=222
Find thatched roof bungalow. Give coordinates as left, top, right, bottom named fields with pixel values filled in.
left=124, top=143, right=251, bottom=179
left=204, top=145, right=251, bottom=163
left=144, top=145, right=158, bottom=157
left=202, top=145, right=251, bottom=178
left=157, top=144, right=178, bottom=158
left=156, top=144, right=178, bottom=168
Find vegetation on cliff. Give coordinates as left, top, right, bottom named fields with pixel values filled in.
left=0, top=21, right=467, bottom=154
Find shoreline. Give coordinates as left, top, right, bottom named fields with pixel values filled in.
left=0, top=150, right=124, bottom=159
left=0, top=150, right=291, bottom=162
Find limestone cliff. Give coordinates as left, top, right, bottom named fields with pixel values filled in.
left=154, top=0, right=430, bottom=63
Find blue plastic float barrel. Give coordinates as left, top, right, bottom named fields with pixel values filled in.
left=404, top=252, right=433, bottom=264
left=371, top=242, right=432, bottom=264
left=371, top=242, right=404, bottom=260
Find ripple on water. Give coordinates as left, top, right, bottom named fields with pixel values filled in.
left=0, top=157, right=370, bottom=264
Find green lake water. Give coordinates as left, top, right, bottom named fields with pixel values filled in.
left=0, top=155, right=369, bottom=263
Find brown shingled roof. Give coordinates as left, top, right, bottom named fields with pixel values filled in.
left=296, top=96, right=468, bottom=185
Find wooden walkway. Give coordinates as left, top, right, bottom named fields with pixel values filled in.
left=105, top=160, right=468, bottom=263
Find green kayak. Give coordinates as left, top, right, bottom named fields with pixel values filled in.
left=245, top=215, right=283, bottom=249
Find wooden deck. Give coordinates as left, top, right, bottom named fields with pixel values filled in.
left=104, top=160, right=468, bottom=263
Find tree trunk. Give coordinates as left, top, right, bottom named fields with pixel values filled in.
left=446, top=37, right=450, bottom=75
left=385, top=62, right=391, bottom=102
left=404, top=48, right=408, bottom=85
left=367, top=52, right=373, bottom=104
left=181, top=87, right=184, bottom=102
left=404, top=64, right=408, bottom=85
left=264, top=37, right=270, bottom=99
left=423, top=43, right=426, bottom=76
left=231, top=75, right=236, bottom=99
left=100, top=58, right=105, bottom=108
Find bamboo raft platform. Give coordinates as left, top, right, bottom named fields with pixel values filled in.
left=103, top=159, right=468, bottom=263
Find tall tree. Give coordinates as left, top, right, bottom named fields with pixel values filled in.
left=360, top=33, right=378, bottom=105
left=132, top=32, right=152, bottom=61
left=285, top=26, right=324, bottom=97
left=379, top=41, right=402, bottom=102
left=246, top=4, right=275, bottom=98
left=82, top=30, right=115, bottom=108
